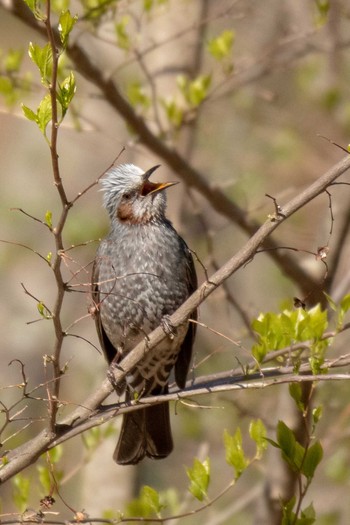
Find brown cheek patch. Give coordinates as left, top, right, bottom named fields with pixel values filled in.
left=117, top=201, right=134, bottom=222
left=117, top=201, right=151, bottom=224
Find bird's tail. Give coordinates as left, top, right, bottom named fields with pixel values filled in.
left=113, top=402, right=173, bottom=465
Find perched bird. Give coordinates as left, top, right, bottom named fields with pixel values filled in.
left=92, top=163, right=197, bottom=465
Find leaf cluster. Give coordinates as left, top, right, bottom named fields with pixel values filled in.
left=21, top=9, right=77, bottom=139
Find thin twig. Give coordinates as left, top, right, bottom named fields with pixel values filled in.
left=70, top=148, right=125, bottom=205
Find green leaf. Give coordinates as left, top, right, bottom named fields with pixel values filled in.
left=252, top=305, right=329, bottom=366
left=22, top=103, right=37, bottom=122
left=4, top=49, right=24, bottom=73
left=302, top=441, right=323, bottom=480
left=161, top=97, right=183, bottom=128
left=252, top=310, right=297, bottom=356
left=141, top=486, right=163, bottom=515
left=277, top=421, right=296, bottom=458
left=297, top=305, right=328, bottom=341
left=265, top=437, right=280, bottom=448
left=320, top=87, right=341, bottom=111
left=52, top=0, right=70, bottom=12
left=186, top=458, right=210, bottom=501
left=224, top=428, right=248, bottom=477
left=22, top=0, right=46, bottom=20
left=23, top=0, right=37, bottom=11
left=340, top=293, right=350, bottom=313
left=308, top=354, right=323, bottom=375
left=251, top=341, right=267, bottom=363
left=300, top=502, right=316, bottom=523
left=0, top=76, right=13, bottom=96
left=144, top=0, right=153, bottom=11
left=58, top=10, right=78, bottom=47
left=336, top=293, right=350, bottom=330
left=177, top=74, right=211, bottom=108
left=28, top=42, right=52, bottom=85
left=37, top=465, right=51, bottom=494
left=207, top=30, right=235, bottom=61
left=37, top=302, right=45, bottom=316
left=126, top=485, right=164, bottom=518
left=126, top=82, right=150, bottom=110
left=45, top=210, right=53, bottom=228
left=249, top=419, right=267, bottom=459
left=189, top=75, right=211, bottom=107
left=37, top=93, right=53, bottom=136
left=315, top=0, right=330, bottom=16
left=277, top=421, right=305, bottom=471
left=315, top=0, right=330, bottom=27
left=37, top=301, right=51, bottom=319
left=12, top=474, right=30, bottom=512
left=325, top=447, right=350, bottom=482
left=312, top=405, right=322, bottom=425
left=143, top=0, right=168, bottom=10
left=115, top=16, right=131, bottom=51
left=57, top=71, right=76, bottom=118
left=103, top=509, right=122, bottom=521
left=289, top=383, right=305, bottom=413
left=0, top=75, right=25, bottom=106
left=81, top=0, right=115, bottom=19
left=282, top=496, right=297, bottom=525
left=323, top=292, right=337, bottom=311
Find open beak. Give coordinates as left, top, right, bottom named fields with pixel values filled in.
left=141, top=165, right=178, bottom=196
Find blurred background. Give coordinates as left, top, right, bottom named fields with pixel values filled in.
left=1, top=0, right=350, bottom=523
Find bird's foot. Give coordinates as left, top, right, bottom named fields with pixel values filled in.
left=161, top=315, right=176, bottom=340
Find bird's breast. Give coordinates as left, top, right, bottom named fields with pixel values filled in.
left=97, top=222, right=190, bottom=351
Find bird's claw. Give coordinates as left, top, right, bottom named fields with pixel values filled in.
left=161, top=315, right=176, bottom=340
left=107, top=362, right=124, bottom=393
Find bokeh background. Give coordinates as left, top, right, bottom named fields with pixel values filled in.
left=1, top=0, right=350, bottom=523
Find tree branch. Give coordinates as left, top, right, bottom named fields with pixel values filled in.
left=1, top=153, right=350, bottom=483
left=2, top=0, right=330, bottom=297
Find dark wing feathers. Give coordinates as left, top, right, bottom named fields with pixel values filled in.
left=91, top=258, right=118, bottom=364
left=174, top=245, right=197, bottom=389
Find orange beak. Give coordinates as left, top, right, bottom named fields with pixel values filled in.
left=141, top=165, right=178, bottom=196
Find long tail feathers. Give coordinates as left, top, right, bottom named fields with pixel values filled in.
left=114, top=402, right=173, bottom=465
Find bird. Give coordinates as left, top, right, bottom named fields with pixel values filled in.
left=92, top=163, right=197, bottom=465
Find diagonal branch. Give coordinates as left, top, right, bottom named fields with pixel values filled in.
left=94, top=154, right=350, bottom=396
left=3, top=0, right=324, bottom=295
left=67, top=40, right=319, bottom=294
left=1, top=153, right=350, bottom=484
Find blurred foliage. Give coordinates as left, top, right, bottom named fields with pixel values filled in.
left=0, top=48, right=31, bottom=106
left=1, top=0, right=350, bottom=522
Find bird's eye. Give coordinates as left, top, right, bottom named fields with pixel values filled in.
left=123, top=192, right=132, bottom=200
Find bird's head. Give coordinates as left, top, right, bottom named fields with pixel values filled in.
left=101, top=163, right=177, bottom=224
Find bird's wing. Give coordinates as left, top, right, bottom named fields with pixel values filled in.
left=91, top=256, right=118, bottom=364
left=174, top=245, right=198, bottom=389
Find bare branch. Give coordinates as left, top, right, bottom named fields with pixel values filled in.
left=70, top=148, right=126, bottom=205
left=0, top=239, right=51, bottom=266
